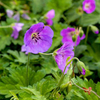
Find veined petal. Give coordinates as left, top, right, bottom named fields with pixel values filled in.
left=40, top=26, right=54, bottom=38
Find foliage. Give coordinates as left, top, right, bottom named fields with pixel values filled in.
left=0, top=0, right=100, bottom=100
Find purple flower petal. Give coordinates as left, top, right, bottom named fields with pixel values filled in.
left=61, top=27, right=75, bottom=44
left=40, top=26, right=54, bottom=38
left=46, top=9, right=55, bottom=19
left=13, top=13, right=20, bottom=21
left=21, top=13, right=31, bottom=20
left=83, top=0, right=96, bottom=14
left=76, top=34, right=85, bottom=46
left=46, top=19, right=53, bottom=26
left=94, top=30, right=99, bottom=34
left=13, top=23, right=24, bottom=32
left=6, top=9, right=14, bottom=18
left=11, top=28, right=19, bottom=39
left=81, top=68, right=86, bottom=75
left=54, top=42, right=74, bottom=74
left=11, top=23, right=24, bottom=39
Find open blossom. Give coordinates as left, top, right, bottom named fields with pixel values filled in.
left=54, top=42, right=74, bottom=74
left=45, top=9, right=55, bottom=26
left=6, top=9, right=14, bottom=18
left=11, top=23, right=24, bottom=39
left=22, top=22, right=54, bottom=54
left=83, top=0, right=96, bottom=14
left=61, top=27, right=85, bottom=46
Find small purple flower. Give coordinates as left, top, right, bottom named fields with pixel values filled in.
left=61, top=27, right=85, bottom=46
left=6, top=9, right=14, bottom=18
left=21, top=13, right=31, bottom=20
left=81, top=68, right=86, bottom=75
left=54, top=42, right=74, bottom=74
left=13, top=13, right=20, bottom=21
left=22, top=22, right=54, bottom=54
left=11, top=23, right=24, bottom=39
left=83, top=0, right=96, bottom=14
left=45, top=9, right=55, bottom=26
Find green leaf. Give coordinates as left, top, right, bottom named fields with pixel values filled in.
left=21, top=86, right=47, bottom=100
left=75, top=45, right=87, bottom=57
left=77, top=13, right=100, bottom=26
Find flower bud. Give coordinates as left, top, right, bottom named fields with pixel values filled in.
left=79, top=30, right=84, bottom=37
left=72, top=34, right=77, bottom=42
left=77, top=61, right=86, bottom=75
left=90, top=25, right=99, bottom=34
left=76, top=7, right=83, bottom=15
left=68, top=82, right=72, bottom=92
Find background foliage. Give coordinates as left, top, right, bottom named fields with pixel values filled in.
left=0, top=0, right=100, bottom=100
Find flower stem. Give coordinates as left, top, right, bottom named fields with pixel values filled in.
left=85, top=26, right=89, bottom=44
left=73, top=57, right=80, bottom=62
left=0, top=1, right=10, bottom=9
left=39, top=52, right=53, bottom=56
left=71, top=79, right=100, bottom=99
left=26, top=53, right=30, bottom=86
left=0, top=25, right=12, bottom=28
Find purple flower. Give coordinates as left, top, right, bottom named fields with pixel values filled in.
left=22, top=22, right=54, bottom=54
left=13, top=13, right=20, bottom=21
left=81, top=68, right=86, bottom=75
left=6, top=9, right=14, bottom=18
left=21, top=13, right=31, bottom=20
left=45, top=9, right=55, bottom=26
left=61, top=27, right=85, bottom=46
left=83, top=0, right=96, bottom=14
left=11, top=23, right=24, bottom=39
left=54, top=42, right=74, bottom=74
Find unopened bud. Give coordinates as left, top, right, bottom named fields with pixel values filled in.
left=79, top=30, right=84, bottom=37
left=90, top=25, right=99, bottom=34
left=72, top=34, right=77, bottom=42
left=77, top=61, right=86, bottom=72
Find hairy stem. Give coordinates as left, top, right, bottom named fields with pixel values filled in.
left=85, top=26, right=89, bottom=44
left=39, top=52, right=53, bottom=56
left=26, top=53, right=30, bottom=86
left=71, top=79, right=100, bottom=99
left=0, top=25, right=12, bottom=28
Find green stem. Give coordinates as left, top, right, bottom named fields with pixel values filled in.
left=26, top=53, right=30, bottom=86
left=0, top=25, right=12, bottom=28
left=73, top=57, right=80, bottom=62
left=39, top=52, right=53, bottom=56
left=85, top=26, right=89, bottom=44
left=0, top=1, right=10, bottom=9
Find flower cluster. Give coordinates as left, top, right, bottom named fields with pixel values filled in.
left=6, top=9, right=30, bottom=21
